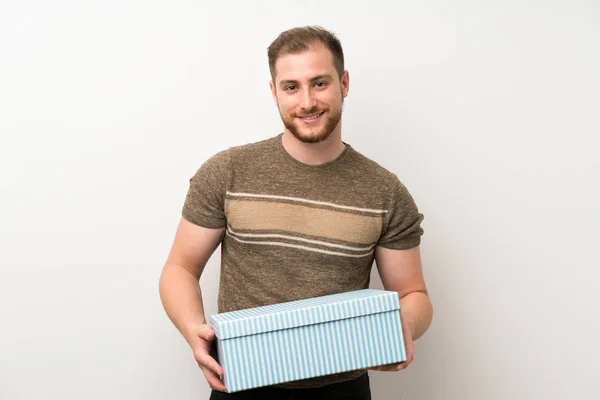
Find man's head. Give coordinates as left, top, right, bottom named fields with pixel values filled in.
left=268, top=26, right=349, bottom=144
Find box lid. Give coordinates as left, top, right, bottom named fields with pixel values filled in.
left=208, top=289, right=400, bottom=340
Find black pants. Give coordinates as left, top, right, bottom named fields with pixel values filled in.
left=209, top=372, right=371, bottom=400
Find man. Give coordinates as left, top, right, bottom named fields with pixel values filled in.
left=159, top=26, right=433, bottom=400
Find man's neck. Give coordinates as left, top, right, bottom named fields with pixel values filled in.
left=281, top=130, right=346, bottom=166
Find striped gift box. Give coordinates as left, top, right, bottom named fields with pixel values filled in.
left=208, top=289, right=406, bottom=393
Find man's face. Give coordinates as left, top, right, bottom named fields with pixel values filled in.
left=270, top=45, right=349, bottom=144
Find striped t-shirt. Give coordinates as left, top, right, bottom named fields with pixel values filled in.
left=182, top=133, right=424, bottom=388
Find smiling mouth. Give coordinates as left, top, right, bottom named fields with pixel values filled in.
left=298, top=111, right=325, bottom=122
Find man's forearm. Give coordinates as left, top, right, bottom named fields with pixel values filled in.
left=159, top=263, right=207, bottom=345
left=399, top=291, right=433, bottom=340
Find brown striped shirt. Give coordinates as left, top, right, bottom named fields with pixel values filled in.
left=182, top=133, right=424, bottom=388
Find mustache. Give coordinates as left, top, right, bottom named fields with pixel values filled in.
left=294, top=107, right=327, bottom=117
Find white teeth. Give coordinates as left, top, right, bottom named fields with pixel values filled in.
left=301, top=112, right=323, bottom=120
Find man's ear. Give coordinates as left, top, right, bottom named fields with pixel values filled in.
left=269, top=80, right=278, bottom=105
left=341, top=70, right=350, bottom=98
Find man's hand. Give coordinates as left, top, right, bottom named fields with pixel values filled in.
left=159, top=220, right=228, bottom=389
left=371, top=245, right=433, bottom=372
left=369, top=315, right=414, bottom=372
left=190, top=324, right=227, bottom=392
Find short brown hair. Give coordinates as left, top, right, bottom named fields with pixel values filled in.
left=267, top=26, right=345, bottom=84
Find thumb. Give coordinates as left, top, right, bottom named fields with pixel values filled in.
left=199, top=325, right=215, bottom=341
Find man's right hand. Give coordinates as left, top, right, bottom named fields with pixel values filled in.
left=190, top=324, right=227, bottom=392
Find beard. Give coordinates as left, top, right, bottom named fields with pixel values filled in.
left=279, top=98, right=344, bottom=144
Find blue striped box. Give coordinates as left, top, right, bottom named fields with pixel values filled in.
left=208, top=289, right=406, bottom=393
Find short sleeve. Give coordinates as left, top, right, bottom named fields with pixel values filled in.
left=377, top=176, right=424, bottom=250
left=182, top=149, right=230, bottom=229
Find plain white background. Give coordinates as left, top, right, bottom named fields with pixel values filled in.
left=1, top=1, right=599, bottom=399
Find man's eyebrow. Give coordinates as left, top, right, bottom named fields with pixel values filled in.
left=279, top=74, right=334, bottom=86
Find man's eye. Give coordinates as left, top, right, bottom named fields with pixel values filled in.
left=315, top=81, right=327, bottom=88
left=285, top=85, right=297, bottom=91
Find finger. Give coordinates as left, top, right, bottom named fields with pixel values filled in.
left=405, top=342, right=414, bottom=365
left=201, top=365, right=227, bottom=392
left=198, top=325, right=215, bottom=342
left=369, top=363, right=400, bottom=372
left=396, top=358, right=411, bottom=370
left=197, top=353, right=224, bottom=377
left=402, top=325, right=414, bottom=364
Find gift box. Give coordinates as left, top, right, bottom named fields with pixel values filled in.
left=208, top=288, right=406, bottom=393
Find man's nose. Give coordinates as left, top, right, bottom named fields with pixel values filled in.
left=300, top=88, right=317, bottom=110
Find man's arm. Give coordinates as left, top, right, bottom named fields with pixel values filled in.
left=159, top=217, right=226, bottom=391
left=375, top=245, right=432, bottom=339
left=371, top=245, right=433, bottom=371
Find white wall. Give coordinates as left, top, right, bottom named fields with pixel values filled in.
left=1, top=1, right=599, bottom=399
